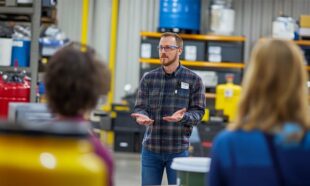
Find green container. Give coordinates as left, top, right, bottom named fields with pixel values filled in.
left=171, top=157, right=211, bottom=186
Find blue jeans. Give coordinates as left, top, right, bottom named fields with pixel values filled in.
left=141, top=147, right=189, bottom=186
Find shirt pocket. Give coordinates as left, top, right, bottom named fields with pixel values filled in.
left=175, top=89, right=190, bottom=109
left=149, top=89, right=160, bottom=109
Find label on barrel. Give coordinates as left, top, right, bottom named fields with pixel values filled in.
left=13, top=41, right=23, bottom=47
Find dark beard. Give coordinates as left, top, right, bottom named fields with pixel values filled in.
left=161, top=54, right=178, bottom=66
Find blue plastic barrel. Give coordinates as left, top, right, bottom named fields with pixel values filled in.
left=158, top=0, right=201, bottom=33
left=11, top=39, right=31, bottom=67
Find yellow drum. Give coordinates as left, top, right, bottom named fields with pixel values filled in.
left=0, top=121, right=107, bottom=186
left=215, top=75, right=241, bottom=122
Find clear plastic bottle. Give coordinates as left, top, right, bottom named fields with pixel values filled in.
left=272, top=14, right=297, bottom=40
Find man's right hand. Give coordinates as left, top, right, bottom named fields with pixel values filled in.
left=131, top=113, right=154, bottom=126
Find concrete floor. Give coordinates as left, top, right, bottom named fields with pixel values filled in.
left=113, top=152, right=168, bottom=186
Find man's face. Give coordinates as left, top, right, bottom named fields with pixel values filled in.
left=158, top=36, right=182, bottom=67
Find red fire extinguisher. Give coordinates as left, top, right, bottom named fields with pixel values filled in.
left=0, top=70, right=30, bottom=119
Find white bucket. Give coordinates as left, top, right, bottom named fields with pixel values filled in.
left=0, top=38, right=13, bottom=66
left=211, top=6, right=235, bottom=35
left=171, top=157, right=211, bottom=173
left=272, top=16, right=296, bottom=40
left=171, top=157, right=211, bottom=186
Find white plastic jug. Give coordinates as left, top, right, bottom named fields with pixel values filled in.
left=210, top=5, right=235, bottom=35
left=272, top=16, right=296, bottom=40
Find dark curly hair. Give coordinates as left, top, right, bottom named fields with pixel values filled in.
left=45, top=42, right=110, bottom=116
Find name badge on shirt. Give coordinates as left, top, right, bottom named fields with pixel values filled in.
left=181, top=82, right=189, bottom=89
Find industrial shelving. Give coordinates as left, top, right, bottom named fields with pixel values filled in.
left=139, top=32, right=246, bottom=102
left=0, top=0, right=41, bottom=102
left=140, top=58, right=245, bottom=69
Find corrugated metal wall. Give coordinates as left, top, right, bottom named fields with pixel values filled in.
left=115, top=0, right=158, bottom=101
left=89, top=0, right=111, bottom=62
left=57, top=0, right=111, bottom=59
left=57, top=0, right=83, bottom=42
left=57, top=0, right=310, bottom=102
left=233, top=0, right=310, bottom=60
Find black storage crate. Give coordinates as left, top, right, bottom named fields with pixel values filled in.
left=207, top=41, right=244, bottom=62
left=114, top=131, right=145, bottom=153
left=140, top=38, right=160, bottom=59
left=198, top=121, right=226, bottom=157
left=198, top=121, right=225, bottom=142
left=180, top=40, right=206, bottom=61
left=114, top=111, right=145, bottom=132
left=300, top=45, right=310, bottom=65
left=114, top=131, right=135, bottom=152
left=202, top=69, right=243, bottom=92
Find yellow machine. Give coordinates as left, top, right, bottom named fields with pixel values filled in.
left=0, top=122, right=107, bottom=186
left=215, top=74, right=241, bottom=122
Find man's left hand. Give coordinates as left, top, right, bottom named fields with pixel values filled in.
left=162, top=108, right=186, bottom=122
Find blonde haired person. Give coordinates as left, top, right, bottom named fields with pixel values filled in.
left=208, top=39, right=310, bottom=186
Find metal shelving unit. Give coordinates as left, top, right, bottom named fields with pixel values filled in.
left=0, top=0, right=41, bottom=102
left=140, top=58, right=245, bottom=69
left=0, top=66, right=30, bottom=73
left=0, top=6, right=33, bottom=14
left=139, top=31, right=246, bottom=109
left=140, top=32, right=246, bottom=42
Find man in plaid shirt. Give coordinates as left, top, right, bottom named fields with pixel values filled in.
left=132, top=32, right=206, bottom=186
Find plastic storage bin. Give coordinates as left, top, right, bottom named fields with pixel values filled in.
left=180, top=40, right=206, bottom=61
left=11, top=39, right=31, bottom=67
left=171, top=157, right=211, bottom=186
left=0, top=38, right=13, bottom=66
left=140, top=38, right=160, bottom=59
left=207, top=41, right=243, bottom=62
left=114, top=131, right=135, bottom=152
left=39, top=39, right=67, bottom=57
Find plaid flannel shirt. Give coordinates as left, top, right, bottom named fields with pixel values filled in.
left=134, top=65, right=206, bottom=153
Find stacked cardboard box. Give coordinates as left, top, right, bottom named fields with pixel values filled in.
left=300, top=15, right=310, bottom=39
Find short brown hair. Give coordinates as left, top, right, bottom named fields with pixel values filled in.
left=160, top=32, right=183, bottom=48
left=230, top=39, right=309, bottom=131
left=45, top=42, right=110, bottom=116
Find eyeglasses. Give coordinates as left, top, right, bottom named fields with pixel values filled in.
left=157, top=45, right=179, bottom=52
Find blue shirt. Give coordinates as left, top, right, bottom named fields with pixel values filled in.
left=208, top=127, right=310, bottom=186
left=134, top=65, right=206, bottom=153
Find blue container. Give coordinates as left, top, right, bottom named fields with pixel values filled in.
left=11, top=39, right=31, bottom=67
left=39, top=38, right=68, bottom=57
left=158, top=0, right=201, bottom=33
left=38, top=81, right=46, bottom=95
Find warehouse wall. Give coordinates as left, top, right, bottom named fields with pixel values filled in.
left=57, top=0, right=111, bottom=61
left=57, top=0, right=310, bottom=103
left=233, top=0, right=310, bottom=61
left=57, top=0, right=83, bottom=42
left=115, top=0, right=159, bottom=100
left=89, top=0, right=111, bottom=62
